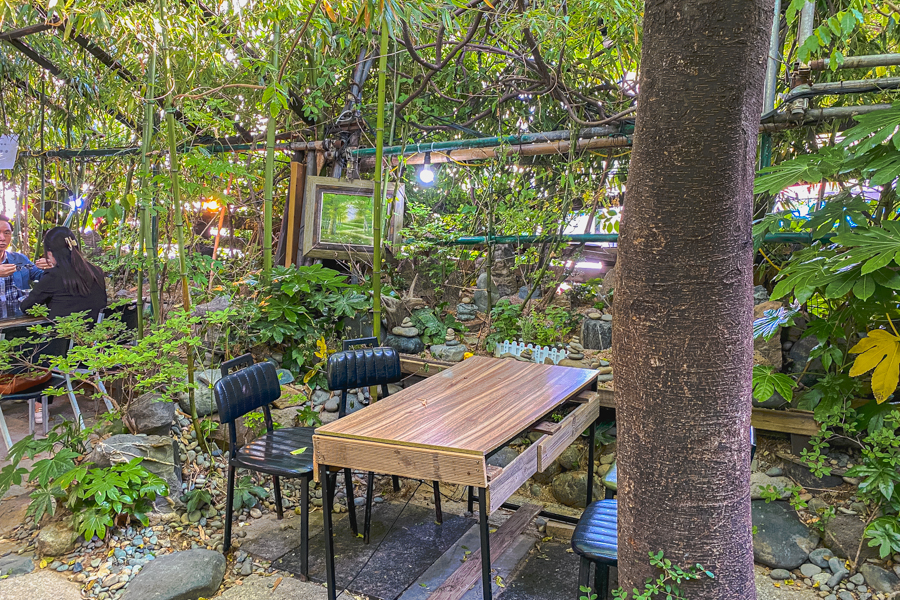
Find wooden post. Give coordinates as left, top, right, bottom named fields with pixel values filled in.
left=284, top=158, right=306, bottom=267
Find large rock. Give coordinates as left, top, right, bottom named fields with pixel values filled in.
left=581, top=319, right=612, bottom=351
left=518, top=285, right=541, bottom=300
left=557, top=442, right=585, bottom=471
left=787, top=335, right=822, bottom=384
left=754, top=390, right=789, bottom=409
left=753, top=301, right=784, bottom=370
left=782, top=458, right=844, bottom=489
left=487, top=447, right=519, bottom=469
left=823, top=514, right=880, bottom=561
left=551, top=471, right=604, bottom=508
left=192, top=295, right=231, bottom=317
left=860, top=563, right=900, bottom=593
left=430, top=344, right=466, bottom=362
left=456, top=303, right=478, bottom=321
left=751, top=500, right=819, bottom=570
left=36, top=520, right=77, bottom=557
left=178, top=385, right=217, bottom=417
left=86, top=434, right=182, bottom=507
left=121, top=549, right=225, bottom=600
left=384, top=334, right=425, bottom=355
left=753, top=285, right=770, bottom=305
left=532, top=461, right=562, bottom=485
left=123, top=393, right=175, bottom=436
left=750, top=472, right=795, bottom=500
left=473, top=272, right=499, bottom=313
left=0, top=554, right=34, bottom=577
left=0, top=486, right=31, bottom=537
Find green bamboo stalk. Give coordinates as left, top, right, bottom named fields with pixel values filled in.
left=136, top=35, right=158, bottom=338
left=372, top=16, right=389, bottom=347
left=263, top=23, right=280, bottom=280
left=158, top=0, right=207, bottom=453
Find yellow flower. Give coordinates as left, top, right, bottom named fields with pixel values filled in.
left=463, top=352, right=474, bottom=360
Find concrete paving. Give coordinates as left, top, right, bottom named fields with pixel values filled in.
left=217, top=574, right=328, bottom=600
left=0, top=569, right=83, bottom=600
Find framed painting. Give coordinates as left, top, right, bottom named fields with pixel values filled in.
left=301, top=176, right=405, bottom=260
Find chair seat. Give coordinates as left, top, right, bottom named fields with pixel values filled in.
left=572, top=499, right=618, bottom=564
left=232, top=427, right=315, bottom=478
left=0, top=374, right=66, bottom=401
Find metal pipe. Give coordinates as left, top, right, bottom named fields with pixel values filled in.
left=417, top=232, right=821, bottom=246
left=781, top=76, right=900, bottom=104
left=760, top=103, right=892, bottom=131
left=809, top=53, right=900, bottom=71
left=762, top=0, right=783, bottom=115
left=798, top=1, right=815, bottom=49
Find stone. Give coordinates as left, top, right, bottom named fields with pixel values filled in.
left=0, top=486, right=30, bottom=537
left=0, top=554, right=34, bottom=578
left=532, top=461, right=562, bottom=485
left=550, top=471, right=604, bottom=508
left=558, top=359, right=588, bottom=368
left=177, top=385, right=217, bottom=417
left=323, top=398, right=340, bottom=413
left=753, top=301, right=784, bottom=370
left=474, top=272, right=500, bottom=313
left=809, top=548, right=835, bottom=569
left=192, top=295, right=230, bottom=316
left=770, top=569, right=792, bottom=580
left=827, top=557, right=849, bottom=588
left=750, top=472, right=795, bottom=500
left=823, top=515, right=879, bottom=561
left=600, top=314, right=613, bottom=322
left=487, top=447, right=519, bottom=469
left=800, top=563, right=823, bottom=578
left=812, top=572, right=832, bottom=588
left=751, top=500, right=819, bottom=570
left=754, top=285, right=770, bottom=305
left=383, top=334, right=426, bottom=355
left=557, top=443, right=585, bottom=471
left=788, top=335, right=823, bottom=382
left=391, top=326, right=420, bottom=338
left=37, top=520, right=77, bottom=557
left=123, top=392, right=176, bottom=436
left=518, top=285, right=541, bottom=300
left=755, top=390, right=790, bottom=409
left=457, top=303, right=478, bottom=322
left=86, top=434, right=182, bottom=507
left=400, top=317, right=414, bottom=327
left=765, top=467, right=784, bottom=477
left=310, top=389, right=330, bottom=406
left=217, top=573, right=329, bottom=600
left=121, top=549, right=225, bottom=600
left=581, top=318, right=612, bottom=350
left=860, top=563, right=900, bottom=593
left=850, top=573, right=866, bottom=585
left=430, top=344, right=466, bottom=362
left=837, top=592, right=854, bottom=600
left=567, top=352, right=584, bottom=360
left=462, top=297, right=472, bottom=304
left=196, top=369, right=223, bottom=387
left=587, top=311, right=602, bottom=320
left=783, top=458, right=845, bottom=489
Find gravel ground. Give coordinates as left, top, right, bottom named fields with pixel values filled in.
left=756, top=565, right=826, bottom=600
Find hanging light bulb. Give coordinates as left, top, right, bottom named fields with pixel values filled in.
left=418, top=151, right=435, bottom=185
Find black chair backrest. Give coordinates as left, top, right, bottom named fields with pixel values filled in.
left=220, top=353, right=255, bottom=379
left=99, top=302, right=139, bottom=337
left=214, top=361, right=281, bottom=434
left=326, top=347, right=401, bottom=417
left=1, top=325, right=70, bottom=369
left=342, top=336, right=379, bottom=352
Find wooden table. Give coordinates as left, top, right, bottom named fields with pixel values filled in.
left=313, top=356, right=600, bottom=600
left=0, top=316, right=46, bottom=338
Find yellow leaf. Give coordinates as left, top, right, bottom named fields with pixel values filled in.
left=39, top=559, right=48, bottom=569
left=315, top=337, right=328, bottom=360
left=483, top=0, right=495, bottom=7
left=302, top=369, right=317, bottom=384
left=848, top=329, right=900, bottom=402
left=290, top=447, right=307, bottom=455
left=323, top=0, right=337, bottom=21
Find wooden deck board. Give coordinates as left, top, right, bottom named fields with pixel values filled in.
left=316, top=356, right=598, bottom=457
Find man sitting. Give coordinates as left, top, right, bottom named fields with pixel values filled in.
left=0, top=215, right=51, bottom=320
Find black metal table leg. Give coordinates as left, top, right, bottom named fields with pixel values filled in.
left=322, top=465, right=337, bottom=600
left=468, top=486, right=475, bottom=513
left=586, top=418, right=597, bottom=507
left=478, top=489, right=492, bottom=600
left=364, top=471, right=375, bottom=544
left=300, top=475, right=309, bottom=578
left=433, top=481, right=443, bottom=524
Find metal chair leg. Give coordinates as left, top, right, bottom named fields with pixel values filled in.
left=432, top=481, right=443, bottom=524
left=28, top=399, right=35, bottom=436
left=64, top=374, right=84, bottom=431
left=594, top=562, right=610, bottom=600
left=96, top=379, right=115, bottom=412
left=392, top=475, right=401, bottom=492
left=0, top=405, right=12, bottom=455
left=344, top=468, right=358, bottom=536
left=273, top=475, right=284, bottom=519
left=223, top=465, right=236, bottom=553
left=578, top=556, right=592, bottom=599
left=364, top=471, right=375, bottom=544
left=300, top=475, right=309, bottom=578
left=41, top=396, right=49, bottom=436
left=322, top=466, right=337, bottom=600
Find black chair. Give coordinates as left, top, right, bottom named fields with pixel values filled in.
left=325, top=342, right=444, bottom=543
left=571, top=427, right=757, bottom=599
left=213, top=358, right=358, bottom=578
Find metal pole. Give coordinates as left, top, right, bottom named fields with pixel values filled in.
left=759, top=0, right=782, bottom=169
left=809, top=53, right=900, bottom=71
left=262, top=23, right=280, bottom=281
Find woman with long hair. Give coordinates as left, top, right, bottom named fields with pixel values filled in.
left=20, top=226, right=107, bottom=322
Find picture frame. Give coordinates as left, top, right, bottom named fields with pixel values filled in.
left=301, top=176, right=406, bottom=260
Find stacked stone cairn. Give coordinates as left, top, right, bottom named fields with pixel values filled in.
left=383, top=317, right=425, bottom=354
left=456, top=297, right=478, bottom=322
left=430, top=328, right=467, bottom=362
left=566, top=337, right=584, bottom=361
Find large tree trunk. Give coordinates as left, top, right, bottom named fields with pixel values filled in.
left=614, top=1, right=773, bottom=598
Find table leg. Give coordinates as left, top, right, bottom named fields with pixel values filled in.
left=478, top=489, right=492, bottom=600
left=586, top=419, right=596, bottom=507
left=300, top=475, right=309, bottom=578
left=321, top=465, right=337, bottom=600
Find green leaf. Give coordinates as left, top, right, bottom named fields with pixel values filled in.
left=752, top=366, right=794, bottom=404
left=753, top=307, right=799, bottom=341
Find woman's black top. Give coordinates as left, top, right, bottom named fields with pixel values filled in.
left=20, top=266, right=108, bottom=322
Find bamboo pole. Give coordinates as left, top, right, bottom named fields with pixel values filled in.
left=137, top=35, right=159, bottom=337
left=262, top=23, right=280, bottom=281
left=158, top=0, right=207, bottom=453
left=372, top=15, right=389, bottom=347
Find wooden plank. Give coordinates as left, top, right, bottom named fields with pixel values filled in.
left=486, top=465, right=503, bottom=481
left=312, top=434, right=488, bottom=487
left=593, top=386, right=818, bottom=436
left=284, top=161, right=306, bottom=267
left=537, top=394, right=601, bottom=471
left=485, top=438, right=542, bottom=513
left=429, top=503, right=543, bottom=600
left=529, top=420, right=560, bottom=435
left=399, top=355, right=454, bottom=377
left=316, top=356, right=598, bottom=457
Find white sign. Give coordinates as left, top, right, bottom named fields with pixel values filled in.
left=0, top=135, right=19, bottom=170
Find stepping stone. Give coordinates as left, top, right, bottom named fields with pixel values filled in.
left=121, top=549, right=225, bottom=600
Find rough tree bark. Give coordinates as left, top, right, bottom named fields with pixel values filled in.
left=614, top=0, right=773, bottom=598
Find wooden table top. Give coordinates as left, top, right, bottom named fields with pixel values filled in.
left=315, top=356, right=598, bottom=456
left=0, top=315, right=46, bottom=329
